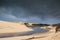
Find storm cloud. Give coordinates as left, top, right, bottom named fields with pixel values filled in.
left=0, top=0, right=60, bottom=24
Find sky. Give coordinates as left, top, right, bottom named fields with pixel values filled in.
left=0, top=0, right=60, bottom=24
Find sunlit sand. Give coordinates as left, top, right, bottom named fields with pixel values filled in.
left=0, top=21, right=60, bottom=40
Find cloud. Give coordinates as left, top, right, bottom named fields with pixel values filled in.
left=0, top=0, right=60, bottom=24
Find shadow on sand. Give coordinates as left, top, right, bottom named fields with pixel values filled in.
left=0, top=27, right=48, bottom=38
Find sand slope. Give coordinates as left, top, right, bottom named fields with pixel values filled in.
left=0, top=21, right=32, bottom=33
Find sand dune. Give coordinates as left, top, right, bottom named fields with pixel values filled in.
left=0, top=21, right=60, bottom=40
left=0, top=21, right=32, bottom=33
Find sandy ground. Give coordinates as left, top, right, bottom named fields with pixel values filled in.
left=0, top=21, right=60, bottom=40
left=0, top=21, right=32, bottom=33
left=0, top=32, right=60, bottom=40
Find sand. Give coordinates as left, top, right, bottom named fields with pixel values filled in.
left=0, top=21, right=60, bottom=40
left=0, top=32, right=60, bottom=40
left=0, top=21, right=33, bottom=33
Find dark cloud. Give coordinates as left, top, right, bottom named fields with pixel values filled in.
left=0, top=0, right=60, bottom=24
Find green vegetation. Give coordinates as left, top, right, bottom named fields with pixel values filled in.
left=53, top=23, right=60, bottom=26
left=24, top=23, right=49, bottom=28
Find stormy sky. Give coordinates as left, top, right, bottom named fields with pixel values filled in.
left=0, top=0, right=60, bottom=24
